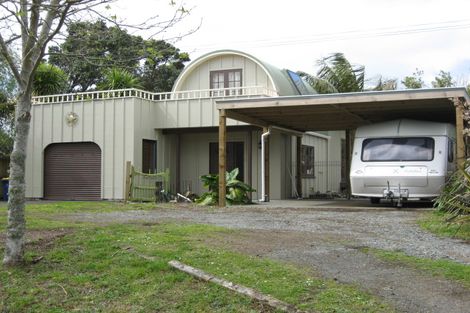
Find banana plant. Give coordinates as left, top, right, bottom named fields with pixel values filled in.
left=197, top=168, right=255, bottom=205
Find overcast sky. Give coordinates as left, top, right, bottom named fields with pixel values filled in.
left=114, top=0, right=470, bottom=88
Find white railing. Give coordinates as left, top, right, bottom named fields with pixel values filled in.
left=32, top=86, right=278, bottom=105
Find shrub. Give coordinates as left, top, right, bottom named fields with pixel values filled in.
left=434, top=160, right=470, bottom=221
left=196, top=168, right=255, bottom=205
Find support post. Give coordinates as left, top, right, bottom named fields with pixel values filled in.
left=218, top=110, right=227, bottom=207
left=176, top=133, right=181, bottom=193
left=263, top=127, right=270, bottom=202
left=247, top=130, right=253, bottom=201
left=124, top=161, right=132, bottom=203
left=345, top=130, right=353, bottom=199
left=454, top=98, right=466, bottom=167
left=296, top=136, right=302, bottom=199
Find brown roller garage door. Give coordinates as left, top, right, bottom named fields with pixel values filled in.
left=44, top=142, right=101, bottom=200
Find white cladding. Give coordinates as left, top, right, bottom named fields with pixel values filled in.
left=355, top=119, right=456, bottom=138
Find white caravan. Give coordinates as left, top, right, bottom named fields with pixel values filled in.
left=350, top=119, right=456, bottom=206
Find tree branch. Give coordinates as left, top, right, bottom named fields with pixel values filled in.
left=0, top=32, right=22, bottom=87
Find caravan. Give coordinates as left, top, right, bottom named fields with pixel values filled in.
left=350, top=119, right=456, bottom=206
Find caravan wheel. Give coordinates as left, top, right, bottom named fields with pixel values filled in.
left=370, top=197, right=381, bottom=204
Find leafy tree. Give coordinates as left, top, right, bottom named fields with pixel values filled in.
left=49, top=21, right=190, bottom=92
left=300, top=53, right=395, bottom=94
left=0, top=0, right=192, bottom=266
left=33, top=63, right=68, bottom=96
left=98, top=68, right=142, bottom=90
left=432, top=70, right=454, bottom=88
left=140, top=40, right=190, bottom=92
left=315, top=53, right=365, bottom=93
left=49, top=20, right=143, bottom=92
left=401, top=68, right=425, bottom=89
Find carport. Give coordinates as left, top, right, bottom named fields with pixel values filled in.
left=216, top=87, right=470, bottom=206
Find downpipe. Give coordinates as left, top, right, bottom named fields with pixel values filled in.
left=259, top=127, right=271, bottom=202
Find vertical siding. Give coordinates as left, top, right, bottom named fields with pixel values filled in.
left=295, top=133, right=329, bottom=197
left=177, top=131, right=251, bottom=195
left=133, top=98, right=159, bottom=172
left=178, top=55, right=271, bottom=92
left=26, top=98, right=136, bottom=199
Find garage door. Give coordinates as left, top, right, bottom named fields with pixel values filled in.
left=44, top=142, right=101, bottom=200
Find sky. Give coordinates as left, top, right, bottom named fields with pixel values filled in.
left=112, top=0, right=470, bottom=88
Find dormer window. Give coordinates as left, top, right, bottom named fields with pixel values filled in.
left=210, top=69, right=242, bottom=96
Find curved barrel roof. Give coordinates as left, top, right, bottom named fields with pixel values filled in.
left=172, top=49, right=315, bottom=96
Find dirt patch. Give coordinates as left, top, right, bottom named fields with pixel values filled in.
left=203, top=229, right=470, bottom=313
left=0, top=229, right=72, bottom=251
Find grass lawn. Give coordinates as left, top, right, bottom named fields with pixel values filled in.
left=0, top=202, right=394, bottom=313
left=418, top=210, right=470, bottom=241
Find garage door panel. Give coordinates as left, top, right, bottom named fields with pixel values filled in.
left=44, top=142, right=101, bottom=200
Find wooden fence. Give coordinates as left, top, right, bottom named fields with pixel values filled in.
left=125, top=161, right=170, bottom=202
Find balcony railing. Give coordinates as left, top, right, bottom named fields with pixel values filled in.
left=32, top=86, right=278, bottom=105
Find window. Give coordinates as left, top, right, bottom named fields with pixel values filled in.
left=210, top=69, right=242, bottom=96
left=209, top=142, right=244, bottom=181
left=286, top=70, right=311, bottom=95
left=361, top=137, right=434, bottom=162
left=301, top=145, right=315, bottom=177
left=142, top=140, right=157, bottom=173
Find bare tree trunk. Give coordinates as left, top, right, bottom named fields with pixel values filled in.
left=3, top=91, right=32, bottom=266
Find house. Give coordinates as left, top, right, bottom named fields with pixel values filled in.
left=26, top=50, right=346, bottom=200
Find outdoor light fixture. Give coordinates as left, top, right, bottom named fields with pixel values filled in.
left=65, top=112, right=79, bottom=127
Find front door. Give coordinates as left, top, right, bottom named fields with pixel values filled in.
left=209, top=141, right=244, bottom=181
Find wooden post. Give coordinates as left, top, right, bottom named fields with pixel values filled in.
left=124, top=161, right=132, bottom=203
left=454, top=98, right=466, bottom=167
left=296, top=136, right=302, bottom=198
left=263, top=127, right=270, bottom=201
left=219, top=110, right=227, bottom=207
left=175, top=133, right=181, bottom=193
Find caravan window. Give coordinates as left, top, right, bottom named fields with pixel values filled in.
left=361, top=137, right=434, bottom=162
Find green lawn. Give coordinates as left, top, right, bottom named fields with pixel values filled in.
left=0, top=202, right=394, bottom=313
left=418, top=211, right=470, bottom=241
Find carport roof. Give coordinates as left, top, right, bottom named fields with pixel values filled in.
left=216, top=87, right=470, bottom=132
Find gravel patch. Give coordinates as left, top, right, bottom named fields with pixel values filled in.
left=67, top=206, right=470, bottom=264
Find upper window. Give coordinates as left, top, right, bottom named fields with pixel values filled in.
left=210, top=69, right=242, bottom=96
left=361, top=137, right=434, bottom=162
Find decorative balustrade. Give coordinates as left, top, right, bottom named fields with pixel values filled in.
left=32, top=86, right=278, bottom=105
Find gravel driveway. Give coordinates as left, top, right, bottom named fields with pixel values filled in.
left=65, top=202, right=470, bottom=313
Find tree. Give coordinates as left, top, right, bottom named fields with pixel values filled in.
left=49, top=21, right=190, bottom=92
left=49, top=20, right=143, bottom=91
left=315, top=53, right=365, bottom=93
left=139, top=39, right=190, bottom=92
left=300, top=53, right=394, bottom=94
left=97, top=68, right=142, bottom=90
left=401, top=68, right=425, bottom=89
left=432, top=70, right=454, bottom=88
left=33, top=63, right=68, bottom=95
left=0, top=0, right=192, bottom=266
